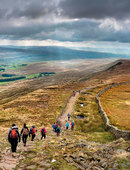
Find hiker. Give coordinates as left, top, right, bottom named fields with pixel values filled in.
left=8, top=124, right=20, bottom=152
left=71, top=121, right=75, bottom=130
left=56, top=126, right=61, bottom=136
left=29, top=126, right=36, bottom=141
left=52, top=123, right=55, bottom=131
left=73, top=90, right=76, bottom=96
left=66, top=122, right=69, bottom=130
left=21, top=123, right=29, bottom=146
left=40, top=126, right=47, bottom=140
left=55, top=123, right=58, bottom=132
left=67, top=113, right=70, bottom=121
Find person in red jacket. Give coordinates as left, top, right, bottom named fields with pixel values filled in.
left=29, top=126, right=36, bottom=141
left=71, top=121, right=75, bottom=130
left=40, top=126, right=47, bottom=140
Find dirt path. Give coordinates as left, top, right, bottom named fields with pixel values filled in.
left=0, top=137, right=36, bottom=170
left=58, top=92, right=80, bottom=128
left=57, top=84, right=106, bottom=129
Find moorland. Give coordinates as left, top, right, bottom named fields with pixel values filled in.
left=0, top=55, right=130, bottom=169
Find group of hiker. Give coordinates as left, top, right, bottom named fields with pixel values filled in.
left=8, top=123, right=47, bottom=153
left=66, top=113, right=75, bottom=130
left=8, top=113, right=75, bottom=153
left=52, top=123, right=61, bottom=136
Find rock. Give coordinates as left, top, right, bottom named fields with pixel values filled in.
left=73, top=162, right=85, bottom=170
left=64, top=158, right=73, bottom=163
left=116, top=149, right=125, bottom=154
left=121, top=163, right=127, bottom=168
left=126, top=146, right=130, bottom=152
left=127, top=155, right=130, bottom=159
left=91, top=166, right=102, bottom=170
left=26, top=165, right=36, bottom=169
left=63, top=154, right=67, bottom=158
left=40, top=161, right=51, bottom=168
left=69, top=155, right=76, bottom=159
left=101, top=162, right=108, bottom=168
left=51, top=159, right=56, bottom=163
left=112, top=162, right=118, bottom=168
left=80, top=162, right=88, bottom=169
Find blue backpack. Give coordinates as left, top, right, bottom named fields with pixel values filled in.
left=30, top=128, right=33, bottom=134
left=72, top=122, right=74, bottom=126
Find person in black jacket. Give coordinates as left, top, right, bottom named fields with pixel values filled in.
left=21, top=123, right=29, bottom=146
left=8, top=124, right=20, bottom=152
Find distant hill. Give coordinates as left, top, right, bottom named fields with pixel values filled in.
left=89, top=59, right=130, bottom=83
left=0, top=46, right=129, bottom=64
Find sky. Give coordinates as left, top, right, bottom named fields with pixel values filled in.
left=0, top=0, right=130, bottom=54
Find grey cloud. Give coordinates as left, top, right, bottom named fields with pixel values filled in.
left=1, top=18, right=129, bottom=43
left=0, top=0, right=130, bottom=43
left=0, top=0, right=58, bottom=20
left=59, top=0, right=130, bottom=20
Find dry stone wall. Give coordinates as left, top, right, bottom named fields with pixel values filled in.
left=95, top=82, right=130, bottom=140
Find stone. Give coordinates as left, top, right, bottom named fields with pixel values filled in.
left=26, top=165, right=36, bottom=169
left=126, top=146, right=130, bottom=152
left=80, top=162, right=88, bottom=169
left=127, top=155, right=130, bottom=159
left=121, top=163, right=127, bottom=168
left=73, top=162, right=84, bottom=170
left=91, top=166, right=102, bottom=170
left=64, top=158, right=73, bottom=163
left=116, top=149, right=125, bottom=154
left=69, top=155, right=76, bottom=159
left=101, top=162, right=108, bottom=168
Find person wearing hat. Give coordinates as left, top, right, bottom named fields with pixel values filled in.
left=8, top=124, right=20, bottom=152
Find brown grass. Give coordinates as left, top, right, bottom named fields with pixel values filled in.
left=100, top=84, right=130, bottom=130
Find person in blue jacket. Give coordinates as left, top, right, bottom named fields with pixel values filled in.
left=56, top=126, right=61, bottom=136
left=52, top=123, right=55, bottom=131
left=66, top=122, right=69, bottom=130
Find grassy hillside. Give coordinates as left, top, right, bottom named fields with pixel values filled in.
left=100, top=84, right=130, bottom=130
left=72, top=85, right=114, bottom=143
left=0, top=59, right=130, bottom=169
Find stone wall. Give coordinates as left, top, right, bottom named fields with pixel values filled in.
left=95, top=82, right=130, bottom=140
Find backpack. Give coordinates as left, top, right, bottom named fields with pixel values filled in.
left=30, top=128, right=33, bottom=134
left=10, top=129, right=18, bottom=139
left=23, top=128, right=29, bottom=135
left=41, top=128, right=45, bottom=134
left=72, top=122, right=74, bottom=126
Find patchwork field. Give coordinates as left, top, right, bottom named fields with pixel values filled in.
left=100, top=84, right=130, bottom=130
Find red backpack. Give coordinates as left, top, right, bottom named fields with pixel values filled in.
left=10, top=129, right=18, bottom=139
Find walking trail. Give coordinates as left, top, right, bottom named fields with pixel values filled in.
left=0, top=84, right=106, bottom=169
left=57, top=92, right=79, bottom=128
left=57, top=84, right=103, bottom=128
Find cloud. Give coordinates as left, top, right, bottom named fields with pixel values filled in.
left=0, top=0, right=130, bottom=43
left=59, top=0, right=130, bottom=20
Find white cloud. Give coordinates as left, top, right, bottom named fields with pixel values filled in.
left=99, top=18, right=123, bottom=31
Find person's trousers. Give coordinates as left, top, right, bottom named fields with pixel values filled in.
left=11, top=139, right=18, bottom=152
left=22, top=135, right=28, bottom=146
left=41, top=133, right=46, bottom=140
left=31, top=134, right=35, bottom=141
